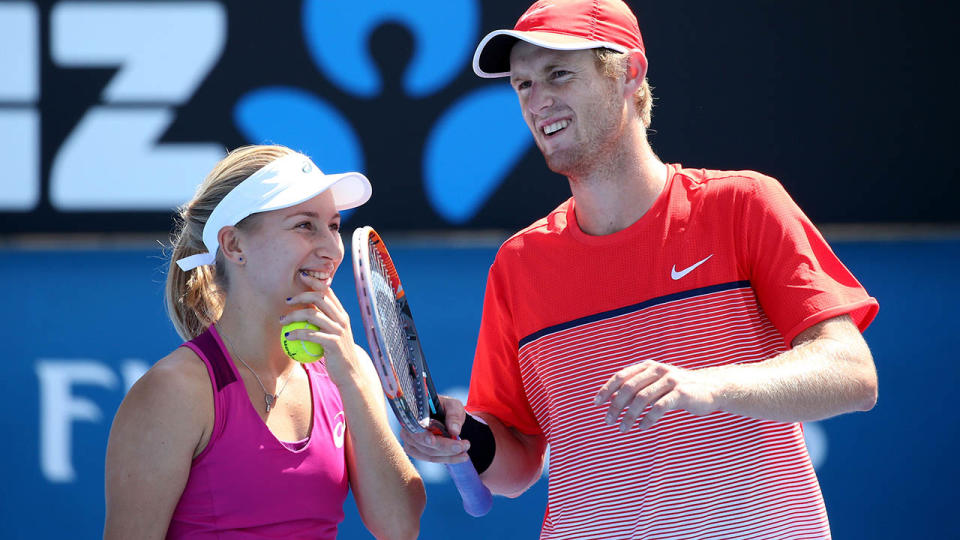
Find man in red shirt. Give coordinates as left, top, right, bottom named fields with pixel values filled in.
left=403, top=1, right=878, bottom=537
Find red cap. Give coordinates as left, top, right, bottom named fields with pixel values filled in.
left=473, top=0, right=646, bottom=78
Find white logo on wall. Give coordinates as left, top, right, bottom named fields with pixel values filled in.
left=34, top=363, right=829, bottom=485
left=0, top=2, right=40, bottom=210
left=803, top=421, right=827, bottom=470
left=36, top=358, right=149, bottom=483
left=0, top=1, right=226, bottom=212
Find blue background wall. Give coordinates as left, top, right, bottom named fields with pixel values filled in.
left=2, top=0, right=958, bottom=537
left=3, top=0, right=958, bottom=233
left=1, top=237, right=957, bottom=538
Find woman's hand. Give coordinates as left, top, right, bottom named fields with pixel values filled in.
left=280, top=272, right=361, bottom=385
left=398, top=395, right=473, bottom=464
left=284, top=273, right=426, bottom=537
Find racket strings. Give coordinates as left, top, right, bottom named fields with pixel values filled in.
left=368, top=243, right=427, bottom=424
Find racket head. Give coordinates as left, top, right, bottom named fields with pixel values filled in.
left=352, top=226, right=442, bottom=434
left=351, top=226, right=493, bottom=517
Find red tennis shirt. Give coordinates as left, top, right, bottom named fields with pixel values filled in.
left=466, top=164, right=878, bottom=539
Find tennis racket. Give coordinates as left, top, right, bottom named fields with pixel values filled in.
left=351, top=226, right=493, bottom=518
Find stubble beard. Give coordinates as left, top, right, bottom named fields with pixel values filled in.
left=541, top=85, right=625, bottom=181
left=541, top=122, right=617, bottom=179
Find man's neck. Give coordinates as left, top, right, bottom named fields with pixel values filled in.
left=567, top=136, right=667, bottom=236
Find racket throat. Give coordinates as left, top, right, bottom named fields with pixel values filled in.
left=425, top=417, right=449, bottom=437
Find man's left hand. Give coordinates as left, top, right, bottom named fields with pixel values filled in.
left=594, top=360, right=720, bottom=432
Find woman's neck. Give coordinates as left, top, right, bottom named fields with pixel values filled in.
left=216, top=301, right=293, bottom=377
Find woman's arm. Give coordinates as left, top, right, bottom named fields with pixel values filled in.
left=342, top=345, right=427, bottom=540
left=283, top=283, right=426, bottom=540
left=103, top=348, right=212, bottom=540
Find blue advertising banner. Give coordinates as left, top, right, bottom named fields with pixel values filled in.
left=0, top=238, right=957, bottom=538
left=1, top=0, right=958, bottom=233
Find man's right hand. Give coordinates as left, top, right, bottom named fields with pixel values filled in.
left=398, top=395, right=473, bottom=464
left=401, top=395, right=549, bottom=497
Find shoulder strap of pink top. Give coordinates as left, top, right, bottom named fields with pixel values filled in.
left=182, top=326, right=237, bottom=461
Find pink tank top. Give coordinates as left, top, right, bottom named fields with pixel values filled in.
left=167, top=326, right=349, bottom=539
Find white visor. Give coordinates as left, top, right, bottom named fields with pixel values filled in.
left=176, top=153, right=372, bottom=271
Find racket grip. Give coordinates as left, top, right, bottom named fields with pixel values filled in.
left=445, top=460, right=493, bottom=517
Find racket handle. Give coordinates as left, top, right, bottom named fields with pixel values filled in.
left=445, top=460, right=493, bottom=517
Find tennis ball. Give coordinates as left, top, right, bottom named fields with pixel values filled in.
left=281, top=322, right=324, bottom=363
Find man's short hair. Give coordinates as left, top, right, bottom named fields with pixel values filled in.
left=594, top=48, right=653, bottom=128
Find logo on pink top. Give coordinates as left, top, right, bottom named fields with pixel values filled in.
left=333, top=411, right=346, bottom=448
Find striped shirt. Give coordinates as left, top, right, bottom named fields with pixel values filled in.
left=466, top=165, right=877, bottom=539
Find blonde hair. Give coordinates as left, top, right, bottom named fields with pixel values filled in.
left=594, top=49, right=653, bottom=128
left=165, top=144, right=295, bottom=340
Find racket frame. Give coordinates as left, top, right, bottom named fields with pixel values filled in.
left=350, top=225, right=493, bottom=517
left=351, top=226, right=445, bottom=434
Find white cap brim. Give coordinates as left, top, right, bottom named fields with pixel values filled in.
left=473, top=29, right=633, bottom=78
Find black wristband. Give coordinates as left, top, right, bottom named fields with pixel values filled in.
left=460, top=413, right=496, bottom=474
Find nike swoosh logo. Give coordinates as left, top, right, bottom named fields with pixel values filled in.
left=671, top=254, right=713, bottom=280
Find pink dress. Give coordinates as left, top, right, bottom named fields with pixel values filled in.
left=167, top=326, right=349, bottom=539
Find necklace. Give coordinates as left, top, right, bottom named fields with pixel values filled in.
left=219, top=328, right=295, bottom=413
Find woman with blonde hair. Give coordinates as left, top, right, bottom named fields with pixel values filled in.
left=104, top=145, right=426, bottom=539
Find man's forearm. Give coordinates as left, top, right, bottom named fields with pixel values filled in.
left=707, top=315, right=878, bottom=423
left=475, top=412, right=548, bottom=497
